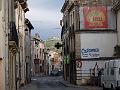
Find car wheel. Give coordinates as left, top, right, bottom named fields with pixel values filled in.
left=102, top=84, right=106, bottom=90
left=110, top=84, right=114, bottom=90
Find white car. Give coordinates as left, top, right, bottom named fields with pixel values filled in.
left=101, top=59, right=120, bottom=90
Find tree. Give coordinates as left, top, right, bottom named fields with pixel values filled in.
left=54, top=42, right=63, bottom=49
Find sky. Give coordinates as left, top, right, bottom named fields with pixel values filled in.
left=26, top=0, right=64, bottom=40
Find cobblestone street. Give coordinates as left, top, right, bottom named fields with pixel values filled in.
left=20, top=76, right=102, bottom=90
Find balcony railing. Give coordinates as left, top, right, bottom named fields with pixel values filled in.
left=9, top=21, right=19, bottom=47
left=112, top=0, right=120, bottom=11
left=112, top=0, right=120, bottom=4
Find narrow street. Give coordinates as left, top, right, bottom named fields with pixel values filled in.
left=1, top=0, right=120, bottom=90
left=20, top=76, right=102, bottom=90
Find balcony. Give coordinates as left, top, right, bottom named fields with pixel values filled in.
left=9, top=21, right=19, bottom=47
left=112, top=0, right=120, bottom=4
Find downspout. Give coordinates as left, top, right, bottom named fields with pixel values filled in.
left=17, top=1, right=21, bottom=88
left=4, top=0, right=10, bottom=89
left=116, top=11, right=119, bottom=45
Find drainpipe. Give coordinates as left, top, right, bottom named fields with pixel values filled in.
left=4, top=0, right=10, bottom=89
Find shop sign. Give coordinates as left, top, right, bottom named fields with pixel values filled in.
left=83, top=6, right=108, bottom=29
left=81, top=48, right=100, bottom=59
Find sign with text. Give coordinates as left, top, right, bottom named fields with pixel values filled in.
left=81, top=48, right=100, bottom=59
left=83, top=6, right=108, bottom=29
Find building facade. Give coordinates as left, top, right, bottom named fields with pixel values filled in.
left=15, top=0, right=29, bottom=87
left=0, top=0, right=32, bottom=90
left=0, top=0, right=19, bottom=90
left=61, top=0, right=118, bottom=85
left=32, top=33, right=45, bottom=75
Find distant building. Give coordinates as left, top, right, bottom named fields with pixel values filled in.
left=44, top=37, right=63, bottom=75
left=32, top=33, right=45, bottom=75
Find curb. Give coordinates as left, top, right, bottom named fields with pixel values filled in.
left=58, top=81, right=69, bottom=87
left=58, top=81, right=79, bottom=88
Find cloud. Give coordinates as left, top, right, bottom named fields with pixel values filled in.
left=26, top=8, right=62, bottom=22
left=26, top=0, right=64, bottom=40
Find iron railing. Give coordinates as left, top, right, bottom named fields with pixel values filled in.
left=112, top=0, right=120, bottom=4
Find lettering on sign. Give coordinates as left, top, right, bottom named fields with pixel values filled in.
left=81, top=48, right=100, bottom=59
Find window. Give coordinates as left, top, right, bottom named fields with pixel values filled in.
left=0, top=0, right=2, bottom=11
left=107, top=68, right=109, bottom=75
left=111, top=68, right=114, bottom=75
left=105, top=63, right=106, bottom=68
left=119, top=68, right=120, bottom=75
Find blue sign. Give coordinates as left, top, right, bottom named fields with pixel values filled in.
left=81, top=48, right=100, bottom=59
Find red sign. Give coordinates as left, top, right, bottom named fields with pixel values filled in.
left=83, top=6, right=108, bottom=29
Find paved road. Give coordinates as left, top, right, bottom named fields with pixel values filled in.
left=20, top=76, right=102, bottom=90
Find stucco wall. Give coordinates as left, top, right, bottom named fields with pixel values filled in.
left=0, top=61, right=5, bottom=90
left=0, top=0, right=5, bottom=89
left=80, top=32, right=117, bottom=58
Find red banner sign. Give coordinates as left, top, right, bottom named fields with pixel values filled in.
left=83, top=6, right=108, bottom=29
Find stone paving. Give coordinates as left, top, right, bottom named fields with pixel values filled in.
left=20, top=76, right=102, bottom=90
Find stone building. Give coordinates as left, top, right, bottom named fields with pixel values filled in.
left=61, top=0, right=117, bottom=85
left=15, top=0, right=29, bottom=87
left=32, top=33, right=45, bottom=75
left=0, top=0, right=31, bottom=90
left=0, top=0, right=19, bottom=90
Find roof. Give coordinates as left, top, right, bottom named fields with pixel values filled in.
left=18, top=0, right=29, bottom=13
left=25, top=18, right=34, bottom=30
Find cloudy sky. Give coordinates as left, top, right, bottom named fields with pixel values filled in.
left=26, top=0, right=64, bottom=40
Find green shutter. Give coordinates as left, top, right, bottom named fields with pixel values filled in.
left=64, top=56, right=67, bottom=64
left=66, top=55, right=70, bottom=64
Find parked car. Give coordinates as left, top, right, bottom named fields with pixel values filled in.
left=51, top=70, right=59, bottom=76
left=50, top=70, right=63, bottom=76
left=101, top=59, right=120, bottom=90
